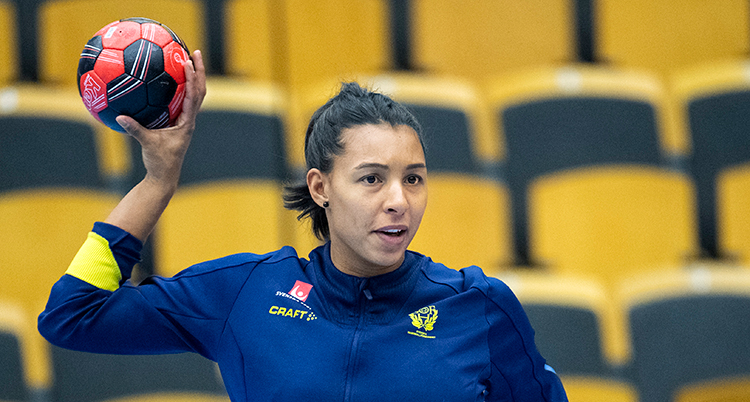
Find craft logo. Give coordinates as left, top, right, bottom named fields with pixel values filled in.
left=289, top=280, right=312, bottom=302
left=408, top=305, right=438, bottom=339
left=270, top=280, right=317, bottom=322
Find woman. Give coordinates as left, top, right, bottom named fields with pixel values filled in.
left=39, top=50, right=567, bottom=401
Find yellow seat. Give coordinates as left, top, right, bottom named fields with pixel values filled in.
left=0, top=0, right=18, bottom=86
left=719, top=164, right=750, bottom=267
left=669, top=60, right=750, bottom=265
left=0, top=84, right=123, bottom=394
left=498, top=271, right=629, bottom=374
left=410, top=0, right=577, bottom=83
left=484, top=65, right=690, bottom=271
left=103, top=393, right=230, bottom=402
left=38, top=0, right=206, bottom=87
left=614, top=267, right=750, bottom=402
left=498, top=271, right=637, bottom=401
left=131, top=79, right=317, bottom=276
left=413, top=174, right=511, bottom=272
left=595, top=0, right=750, bottom=78
left=224, top=0, right=390, bottom=89
left=529, top=166, right=698, bottom=292
left=223, top=0, right=275, bottom=81
left=675, top=376, right=750, bottom=402
left=561, top=376, right=638, bottom=402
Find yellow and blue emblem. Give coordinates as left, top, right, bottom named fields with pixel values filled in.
left=408, top=305, right=438, bottom=339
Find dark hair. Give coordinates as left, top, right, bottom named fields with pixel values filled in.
left=283, top=81, right=424, bottom=240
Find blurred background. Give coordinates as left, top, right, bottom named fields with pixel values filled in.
left=1, top=1, right=750, bottom=401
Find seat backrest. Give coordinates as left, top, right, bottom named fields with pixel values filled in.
left=529, top=166, right=698, bottom=291
left=484, top=66, right=684, bottom=264
left=669, top=60, right=750, bottom=263
left=0, top=84, right=121, bottom=393
left=718, top=164, right=750, bottom=267
left=103, top=393, right=230, bottom=402
left=223, top=0, right=275, bottom=81
left=498, top=271, right=627, bottom=373
left=498, top=271, right=639, bottom=401
left=127, top=79, right=315, bottom=276
left=225, top=0, right=390, bottom=88
left=615, top=268, right=750, bottom=402
left=674, top=375, right=750, bottom=402
left=0, top=0, right=18, bottom=86
left=49, top=346, right=228, bottom=402
left=0, top=300, right=31, bottom=402
left=594, top=0, right=750, bottom=78
left=409, top=0, right=577, bottom=83
left=37, top=0, right=205, bottom=87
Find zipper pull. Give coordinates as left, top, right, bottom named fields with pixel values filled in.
left=362, top=288, right=373, bottom=300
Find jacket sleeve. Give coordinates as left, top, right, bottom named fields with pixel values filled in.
left=38, top=222, right=246, bottom=361
left=484, top=277, right=568, bottom=402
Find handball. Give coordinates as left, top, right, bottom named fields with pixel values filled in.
left=77, top=17, right=190, bottom=133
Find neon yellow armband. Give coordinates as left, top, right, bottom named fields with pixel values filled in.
left=65, top=232, right=122, bottom=291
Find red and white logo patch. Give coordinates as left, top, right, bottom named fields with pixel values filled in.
left=289, top=281, right=313, bottom=302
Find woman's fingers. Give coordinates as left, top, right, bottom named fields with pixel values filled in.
left=115, top=115, right=145, bottom=140
left=177, top=49, right=207, bottom=128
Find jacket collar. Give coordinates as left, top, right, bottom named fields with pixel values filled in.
left=306, top=242, right=423, bottom=325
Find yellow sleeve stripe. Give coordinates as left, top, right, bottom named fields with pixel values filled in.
left=65, top=232, right=123, bottom=292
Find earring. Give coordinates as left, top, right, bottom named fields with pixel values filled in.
left=323, top=201, right=329, bottom=208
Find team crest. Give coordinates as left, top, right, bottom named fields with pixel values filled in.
left=408, top=305, right=438, bottom=339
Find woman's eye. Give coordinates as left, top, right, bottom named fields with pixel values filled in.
left=406, top=175, right=422, bottom=185
left=363, top=175, right=379, bottom=184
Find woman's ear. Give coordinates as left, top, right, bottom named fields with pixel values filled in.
left=306, top=168, right=328, bottom=208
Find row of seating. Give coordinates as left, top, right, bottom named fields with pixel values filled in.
left=2, top=61, right=749, bottom=278
left=497, top=266, right=750, bottom=402
left=3, top=266, right=749, bottom=402
left=1, top=0, right=749, bottom=87
left=1, top=62, right=749, bottom=402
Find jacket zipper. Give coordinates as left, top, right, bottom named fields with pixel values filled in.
left=343, top=280, right=372, bottom=401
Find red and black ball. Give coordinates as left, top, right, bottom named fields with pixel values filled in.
left=77, top=17, right=190, bottom=133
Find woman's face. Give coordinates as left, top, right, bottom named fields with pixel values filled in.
left=311, top=123, right=427, bottom=277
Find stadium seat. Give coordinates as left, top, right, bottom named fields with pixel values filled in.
left=614, top=267, right=750, bottom=402
left=289, top=75, right=513, bottom=271
left=675, top=376, right=750, bottom=402
left=0, top=84, right=122, bottom=395
left=225, top=0, right=390, bottom=89
left=498, top=271, right=636, bottom=402
left=529, top=166, right=697, bottom=291
left=409, top=0, right=577, bottom=83
left=223, top=0, right=275, bottom=81
left=0, top=0, right=18, bottom=86
left=484, top=65, right=696, bottom=281
left=49, top=346, right=228, bottom=402
left=669, top=60, right=750, bottom=265
left=127, top=78, right=317, bottom=276
left=37, top=0, right=206, bottom=87
left=0, top=300, right=32, bottom=402
left=594, top=0, right=750, bottom=78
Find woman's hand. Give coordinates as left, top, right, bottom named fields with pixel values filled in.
left=105, top=50, right=207, bottom=242
left=116, top=49, right=207, bottom=191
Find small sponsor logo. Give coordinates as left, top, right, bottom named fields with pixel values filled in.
left=408, top=305, right=438, bottom=339
left=289, top=280, right=312, bottom=302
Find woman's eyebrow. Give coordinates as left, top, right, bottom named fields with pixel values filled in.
left=353, top=162, right=427, bottom=171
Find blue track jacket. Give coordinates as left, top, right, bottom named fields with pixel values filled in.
left=39, top=222, right=567, bottom=401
